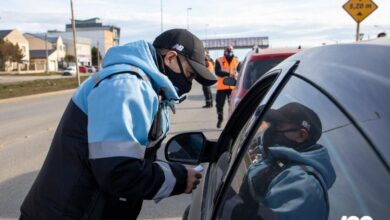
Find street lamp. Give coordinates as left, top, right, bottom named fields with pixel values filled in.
left=161, top=0, right=163, bottom=33
left=187, top=8, right=192, bottom=30
left=205, top=24, right=209, bottom=40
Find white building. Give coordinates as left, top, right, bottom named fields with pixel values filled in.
left=46, top=31, right=92, bottom=66
left=62, top=37, right=92, bottom=66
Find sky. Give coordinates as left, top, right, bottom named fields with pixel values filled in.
left=1, top=0, right=389, bottom=60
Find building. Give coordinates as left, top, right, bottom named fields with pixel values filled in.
left=29, top=50, right=58, bottom=71
left=47, top=36, right=66, bottom=68
left=62, top=37, right=92, bottom=66
left=24, top=33, right=67, bottom=69
left=0, top=29, right=30, bottom=71
left=64, top=17, right=120, bottom=56
left=45, top=31, right=92, bottom=66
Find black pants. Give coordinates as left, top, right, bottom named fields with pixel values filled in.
left=216, top=89, right=232, bottom=119
left=202, top=86, right=213, bottom=105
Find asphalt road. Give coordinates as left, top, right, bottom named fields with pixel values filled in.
left=0, top=83, right=226, bottom=220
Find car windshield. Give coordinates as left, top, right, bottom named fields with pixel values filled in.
left=243, top=58, right=286, bottom=90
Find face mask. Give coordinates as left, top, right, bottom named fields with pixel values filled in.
left=224, top=50, right=233, bottom=58
left=164, top=65, right=192, bottom=97
left=262, top=126, right=301, bottom=149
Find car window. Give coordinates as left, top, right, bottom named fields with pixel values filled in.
left=216, top=76, right=389, bottom=220
left=244, top=58, right=286, bottom=90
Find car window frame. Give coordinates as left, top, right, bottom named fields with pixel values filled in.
left=198, top=71, right=280, bottom=220
left=207, top=61, right=300, bottom=220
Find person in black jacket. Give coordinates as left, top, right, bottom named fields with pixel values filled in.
left=20, top=29, right=216, bottom=220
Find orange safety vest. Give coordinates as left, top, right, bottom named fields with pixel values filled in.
left=206, top=60, right=215, bottom=73
left=216, top=56, right=239, bottom=90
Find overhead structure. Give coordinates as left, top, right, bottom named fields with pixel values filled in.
left=202, top=36, right=269, bottom=50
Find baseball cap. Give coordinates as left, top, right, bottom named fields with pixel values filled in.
left=265, top=102, right=322, bottom=143
left=153, top=29, right=217, bottom=86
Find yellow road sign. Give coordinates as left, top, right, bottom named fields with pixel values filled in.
left=343, top=0, right=378, bottom=23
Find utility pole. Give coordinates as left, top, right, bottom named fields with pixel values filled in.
left=70, top=0, right=80, bottom=86
left=45, top=33, right=49, bottom=74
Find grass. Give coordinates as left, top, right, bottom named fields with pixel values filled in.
left=0, top=76, right=89, bottom=99
left=0, top=72, right=64, bottom=76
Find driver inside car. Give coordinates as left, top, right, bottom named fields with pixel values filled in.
left=222, top=102, right=336, bottom=220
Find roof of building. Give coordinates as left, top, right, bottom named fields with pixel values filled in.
left=65, top=17, right=120, bottom=31
left=0, top=30, right=13, bottom=39
left=24, top=33, right=59, bottom=43
left=30, top=49, right=56, bottom=58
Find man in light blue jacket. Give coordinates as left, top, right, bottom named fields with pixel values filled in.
left=224, top=103, right=336, bottom=220
left=20, top=29, right=217, bottom=220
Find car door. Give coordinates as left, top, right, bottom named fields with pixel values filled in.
left=212, top=75, right=390, bottom=220
left=187, top=60, right=300, bottom=220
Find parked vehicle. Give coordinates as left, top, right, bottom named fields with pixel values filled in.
left=79, top=65, right=89, bottom=73
left=86, top=66, right=96, bottom=73
left=165, top=41, right=390, bottom=220
left=63, top=66, right=76, bottom=76
left=229, top=48, right=300, bottom=115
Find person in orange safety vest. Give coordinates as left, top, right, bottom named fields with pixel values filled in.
left=215, top=45, right=240, bottom=128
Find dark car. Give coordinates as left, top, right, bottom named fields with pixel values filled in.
left=229, top=48, right=300, bottom=115
left=165, top=41, right=390, bottom=220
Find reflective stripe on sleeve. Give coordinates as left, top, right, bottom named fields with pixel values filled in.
left=153, top=161, right=177, bottom=202
left=88, top=141, right=145, bottom=159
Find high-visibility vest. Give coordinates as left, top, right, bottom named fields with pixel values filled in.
left=216, top=56, right=239, bottom=90
left=206, top=60, right=215, bottom=73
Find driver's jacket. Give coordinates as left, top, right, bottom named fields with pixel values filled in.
left=20, top=41, right=188, bottom=219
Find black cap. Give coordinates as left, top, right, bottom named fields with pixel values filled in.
left=153, top=29, right=217, bottom=86
left=265, top=102, right=322, bottom=143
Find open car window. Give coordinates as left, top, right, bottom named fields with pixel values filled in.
left=216, top=76, right=390, bottom=220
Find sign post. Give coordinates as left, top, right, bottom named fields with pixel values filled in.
left=343, top=0, right=378, bottom=41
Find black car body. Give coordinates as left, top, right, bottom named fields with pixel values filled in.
left=165, top=40, right=390, bottom=220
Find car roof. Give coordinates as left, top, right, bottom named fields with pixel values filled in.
left=288, top=42, right=390, bottom=164
left=247, top=48, right=302, bottom=61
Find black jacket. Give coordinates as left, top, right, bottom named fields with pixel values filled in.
left=20, top=99, right=187, bottom=220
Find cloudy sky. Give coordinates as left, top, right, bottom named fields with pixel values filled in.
left=1, top=0, right=389, bottom=59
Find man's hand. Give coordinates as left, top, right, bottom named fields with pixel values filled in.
left=185, top=168, right=202, bottom=193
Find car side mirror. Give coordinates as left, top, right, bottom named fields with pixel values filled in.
left=223, top=77, right=237, bottom=86
left=165, top=132, right=206, bottom=165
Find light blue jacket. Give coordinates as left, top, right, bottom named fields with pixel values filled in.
left=73, top=40, right=178, bottom=150
left=72, top=40, right=181, bottom=201
left=247, top=145, right=336, bottom=220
